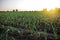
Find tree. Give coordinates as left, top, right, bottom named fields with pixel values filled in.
left=42, top=8, right=47, bottom=13
left=16, top=9, right=18, bottom=12
left=13, top=9, right=15, bottom=12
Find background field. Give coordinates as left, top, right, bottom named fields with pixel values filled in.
left=0, top=11, right=60, bottom=40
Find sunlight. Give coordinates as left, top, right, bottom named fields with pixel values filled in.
left=20, top=0, right=58, bottom=11
left=47, top=8, right=55, bottom=11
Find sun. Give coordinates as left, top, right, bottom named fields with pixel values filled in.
left=44, top=5, right=56, bottom=11
left=46, top=7, right=55, bottom=11
left=42, top=0, right=57, bottom=11
left=46, top=8, right=51, bottom=11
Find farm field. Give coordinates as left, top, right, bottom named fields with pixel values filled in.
left=0, top=11, right=60, bottom=40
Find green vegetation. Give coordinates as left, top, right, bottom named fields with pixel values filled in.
left=0, top=11, right=60, bottom=40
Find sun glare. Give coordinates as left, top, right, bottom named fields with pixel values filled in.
left=19, top=0, right=58, bottom=11
left=42, top=0, right=57, bottom=11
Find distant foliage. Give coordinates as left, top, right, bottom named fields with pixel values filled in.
left=16, top=9, right=18, bottom=12
left=13, top=9, right=15, bottom=12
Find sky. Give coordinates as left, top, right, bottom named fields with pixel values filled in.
left=0, top=0, right=60, bottom=11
